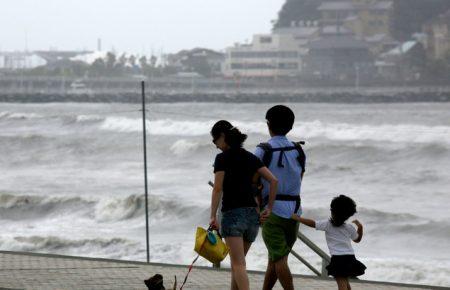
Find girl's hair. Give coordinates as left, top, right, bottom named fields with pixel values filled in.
left=330, top=195, right=357, bottom=227
left=211, top=120, right=247, bottom=149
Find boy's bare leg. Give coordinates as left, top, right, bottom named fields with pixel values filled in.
left=274, top=256, right=294, bottom=290
left=262, top=260, right=277, bottom=290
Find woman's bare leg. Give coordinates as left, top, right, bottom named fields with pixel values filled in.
left=227, top=237, right=249, bottom=290
left=230, top=240, right=252, bottom=290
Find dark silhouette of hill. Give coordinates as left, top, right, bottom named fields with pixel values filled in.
left=273, top=0, right=450, bottom=41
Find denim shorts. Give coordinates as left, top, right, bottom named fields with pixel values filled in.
left=221, top=207, right=259, bottom=242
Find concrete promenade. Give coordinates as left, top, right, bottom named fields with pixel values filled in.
left=0, top=251, right=446, bottom=290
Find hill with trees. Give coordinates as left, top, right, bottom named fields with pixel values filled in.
left=273, top=0, right=450, bottom=41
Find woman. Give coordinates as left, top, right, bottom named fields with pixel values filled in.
left=210, top=120, right=277, bottom=290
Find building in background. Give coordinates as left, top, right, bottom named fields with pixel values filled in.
left=303, top=34, right=374, bottom=81
left=223, top=23, right=319, bottom=79
left=0, top=52, right=47, bottom=70
left=318, top=0, right=393, bottom=39
left=376, top=40, right=426, bottom=81
left=223, top=34, right=300, bottom=79
left=423, top=10, right=450, bottom=60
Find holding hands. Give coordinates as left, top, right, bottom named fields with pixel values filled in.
left=259, top=208, right=272, bottom=224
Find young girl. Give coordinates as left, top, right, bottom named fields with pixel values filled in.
left=291, top=195, right=366, bottom=290
left=210, top=120, right=278, bottom=290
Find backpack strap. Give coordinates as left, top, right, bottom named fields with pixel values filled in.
left=256, top=142, right=273, bottom=167
left=257, top=141, right=306, bottom=169
left=292, top=141, right=306, bottom=173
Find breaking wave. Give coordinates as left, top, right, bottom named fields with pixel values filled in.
left=0, top=111, right=43, bottom=120
left=98, top=117, right=450, bottom=145
left=0, top=192, right=206, bottom=224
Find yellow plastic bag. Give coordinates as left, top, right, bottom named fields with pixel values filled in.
left=194, top=227, right=229, bottom=264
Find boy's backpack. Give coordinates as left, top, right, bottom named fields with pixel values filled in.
left=257, top=141, right=306, bottom=172
left=256, top=141, right=306, bottom=212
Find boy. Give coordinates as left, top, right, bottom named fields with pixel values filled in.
left=255, top=105, right=306, bottom=290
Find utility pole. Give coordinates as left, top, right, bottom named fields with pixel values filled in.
left=141, top=81, right=150, bottom=263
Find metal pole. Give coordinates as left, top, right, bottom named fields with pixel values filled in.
left=141, top=80, right=150, bottom=263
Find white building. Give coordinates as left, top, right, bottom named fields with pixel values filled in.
left=0, top=52, right=47, bottom=69
left=223, top=24, right=319, bottom=78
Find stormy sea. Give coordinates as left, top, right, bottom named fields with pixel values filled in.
left=0, top=102, right=449, bottom=287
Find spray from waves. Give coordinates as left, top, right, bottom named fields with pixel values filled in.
left=5, top=112, right=448, bottom=145
left=0, top=235, right=141, bottom=258
left=76, top=114, right=105, bottom=122
left=363, top=257, right=450, bottom=286
left=0, top=192, right=206, bottom=224
left=0, top=111, right=43, bottom=120
left=0, top=193, right=95, bottom=220
left=94, top=194, right=207, bottom=224
left=98, top=117, right=450, bottom=145
left=290, top=121, right=450, bottom=145
left=304, top=206, right=421, bottom=223
left=302, top=206, right=450, bottom=240
left=170, top=139, right=204, bottom=156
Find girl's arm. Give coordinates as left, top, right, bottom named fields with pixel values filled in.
left=291, top=214, right=316, bottom=228
left=352, top=219, right=363, bottom=243
left=257, top=166, right=278, bottom=222
left=210, top=171, right=224, bottom=229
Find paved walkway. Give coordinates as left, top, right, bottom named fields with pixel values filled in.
left=0, top=251, right=445, bottom=290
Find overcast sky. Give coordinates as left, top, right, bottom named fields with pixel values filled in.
left=1, top=0, right=284, bottom=54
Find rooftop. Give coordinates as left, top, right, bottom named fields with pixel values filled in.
left=382, top=41, right=418, bottom=56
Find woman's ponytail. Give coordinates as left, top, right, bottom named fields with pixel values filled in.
left=211, top=120, right=247, bottom=148
left=225, top=126, right=247, bottom=148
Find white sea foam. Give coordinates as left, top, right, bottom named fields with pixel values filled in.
left=170, top=139, right=201, bottom=156
left=291, top=120, right=450, bottom=145
left=362, top=257, right=450, bottom=286
left=76, top=114, right=104, bottom=122
left=0, top=111, right=43, bottom=120
left=0, top=235, right=141, bottom=259
left=99, top=117, right=450, bottom=145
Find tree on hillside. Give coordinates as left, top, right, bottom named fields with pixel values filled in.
left=129, top=55, right=137, bottom=67
left=149, top=55, right=157, bottom=68
left=391, top=0, right=450, bottom=41
left=273, top=0, right=322, bottom=29
left=139, top=56, right=148, bottom=69
left=105, top=52, right=116, bottom=71
left=90, top=58, right=106, bottom=76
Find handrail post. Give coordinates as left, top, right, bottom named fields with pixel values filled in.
left=290, top=230, right=331, bottom=277
left=321, top=257, right=328, bottom=277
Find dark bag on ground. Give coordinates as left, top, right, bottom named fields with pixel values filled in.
left=144, top=274, right=177, bottom=290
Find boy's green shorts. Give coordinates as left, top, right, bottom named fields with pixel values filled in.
left=262, top=213, right=299, bottom=262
